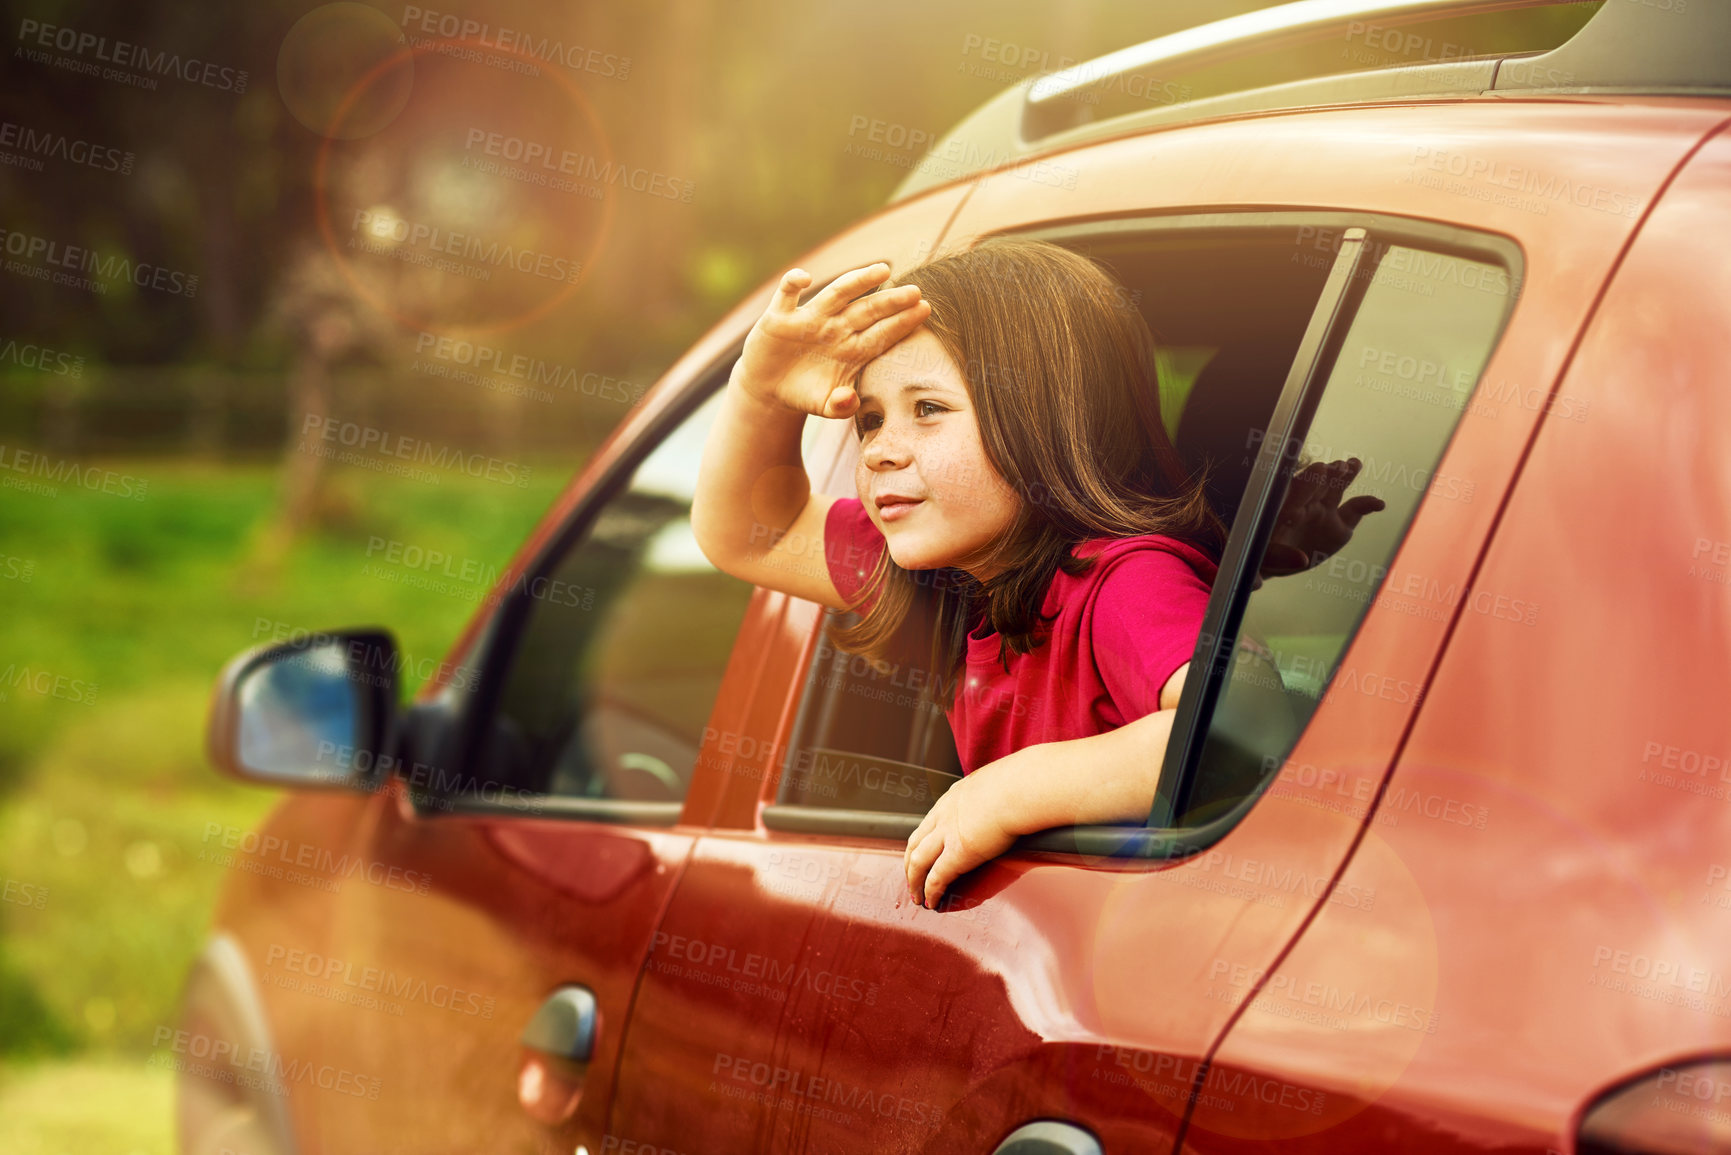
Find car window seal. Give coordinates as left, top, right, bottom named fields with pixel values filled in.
left=760, top=787, right=1268, bottom=865
left=421, top=795, right=683, bottom=826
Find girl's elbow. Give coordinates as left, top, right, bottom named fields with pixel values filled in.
left=690, top=510, right=736, bottom=572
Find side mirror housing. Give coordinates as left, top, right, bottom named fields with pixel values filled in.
left=206, top=628, right=400, bottom=789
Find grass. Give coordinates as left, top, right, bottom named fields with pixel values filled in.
left=0, top=1059, right=175, bottom=1155
left=0, top=456, right=573, bottom=1148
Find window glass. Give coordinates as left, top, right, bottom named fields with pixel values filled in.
left=1181, top=244, right=1513, bottom=824
left=778, top=625, right=964, bottom=813
left=484, top=388, right=757, bottom=803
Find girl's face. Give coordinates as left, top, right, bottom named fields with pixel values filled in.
left=852, top=327, right=1022, bottom=580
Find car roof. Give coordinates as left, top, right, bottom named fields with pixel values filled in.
left=889, top=0, right=1731, bottom=205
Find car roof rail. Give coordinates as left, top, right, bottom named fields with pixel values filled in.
left=888, top=0, right=1731, bottom=205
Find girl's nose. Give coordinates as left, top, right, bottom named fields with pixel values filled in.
left=863, top=421, right=911, bottom=470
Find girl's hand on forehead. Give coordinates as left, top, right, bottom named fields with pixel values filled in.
left=734, top=261, right=930, bottom=419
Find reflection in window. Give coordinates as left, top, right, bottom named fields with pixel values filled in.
left=484, top=389, right=757, bottom=804
left=1182, top=245, right=1513, bottom=825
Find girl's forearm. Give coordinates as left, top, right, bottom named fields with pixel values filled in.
left=691, top=360, right=811, bottom=563
left=998, top=709, right=1176, bottom=832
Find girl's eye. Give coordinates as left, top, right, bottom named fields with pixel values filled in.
left=854, top=412, right=882, bottom=437
left=914, top=400, right=946, bottom=418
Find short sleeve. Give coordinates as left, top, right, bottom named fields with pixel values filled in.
left=823, top=497, right=887, bottom=609
left=1089, top=547, right=1213, bottom=722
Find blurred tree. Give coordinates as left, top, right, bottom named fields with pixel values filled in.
left=250, top=245, right=393, bottom=570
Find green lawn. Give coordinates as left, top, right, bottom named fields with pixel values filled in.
left=0, top=457, right=572, bottom=1148
left=0, top=1059, right=174, bottom=1155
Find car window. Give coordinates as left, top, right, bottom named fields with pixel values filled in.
left=481, top=387, right=758, bottom=804
left=771, top=224, right=1516, bottom=845
left=779, top=616, right=966, bottom=813
left=774, top=225, right=1340, bottom=815
left=1176, top=243, right=1513, bottom=826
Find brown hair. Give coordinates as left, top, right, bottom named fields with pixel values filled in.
left=828, top=235, right=1228, bottom=709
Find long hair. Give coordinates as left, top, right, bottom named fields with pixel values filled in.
left=827, top=236, right=1227, bottom=710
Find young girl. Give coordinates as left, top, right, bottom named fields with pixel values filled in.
left=692, top=237, right=1365, bottom=910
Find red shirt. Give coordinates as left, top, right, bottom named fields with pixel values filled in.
left=823, top=497, right=1217, bottom=773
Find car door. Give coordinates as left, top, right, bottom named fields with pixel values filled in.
left=604, top=127, right=1527, bottom=1153
left=275, top=184, right=975, bottom=1155
left=1182, top=119, right=1731, bottom=1155
left=271, top=374, right=754, bottom=1155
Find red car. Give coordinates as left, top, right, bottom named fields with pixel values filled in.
left=186, top=1, right=1731, bottom=1152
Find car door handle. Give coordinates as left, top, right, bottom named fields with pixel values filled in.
left=991, top=1121, right=1103, bottom=1155
left=520, top=985, right=598, bottom=1062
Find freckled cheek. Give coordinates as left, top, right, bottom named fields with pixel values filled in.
left=921, top=446, right=997, bottom=498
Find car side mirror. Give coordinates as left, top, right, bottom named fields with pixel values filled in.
left=206, top=628, right=400, bottom=789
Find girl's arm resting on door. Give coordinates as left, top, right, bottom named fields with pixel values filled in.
left=905, top=663, right=1189, bottom=908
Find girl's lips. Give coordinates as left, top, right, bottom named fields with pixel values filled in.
left=878, top=499, right=924, bottom=523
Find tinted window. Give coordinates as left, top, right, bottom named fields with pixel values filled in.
left=778, top=617, right=964, bottom=813
left=1180, top=244, right=1513, bottom=824
left=485, top=389, right=757, bottom=803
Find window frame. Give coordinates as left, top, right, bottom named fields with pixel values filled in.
left=761, top=208, right=1524, bottom=861
left=419, top=346, right=749, bottom=826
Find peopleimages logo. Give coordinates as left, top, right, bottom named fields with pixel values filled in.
left=2, top=877, right=48, bottom=910
left=0, top=226, right=197, bottom=297
left=0, top=445, right=148, bottom=502
left=0, top=663, right=98, bottom=706
left=0, top=119, right=134, bottom=174
left=400, top=6, right=632, bottom=80
left=297, top=415, right=533, bottom=488
left=349, top=210, right=583, bottom=284
left=1093, top=1046, right=1327, bottom=1116
left=264, top=945, right=497, bottom=1019
left=413, top=332, right=648, bottom=406
left=312, top=740, right=548, bottom=816
left=1406, top=146, right=1641, bottom=219
left=463, top=128, right=695, bottom=202
left=199, top=823, right=432, bottom=895
left=710, top=1052, right=943, bottom=1129
left=0, top=336, right=83, bottom=376
left=149, top=1028, right=380, bottom=1100
left=15, top=19, right=249, bottom=92
left=650, top=930, right=881, bottom=1005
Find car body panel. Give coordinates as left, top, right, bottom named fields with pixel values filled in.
left=1187, top=122, right=1731, bottom=1153
left=203, top=790, right=377, bottom=1150
left=301, top=791, right=691, bottom=1153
